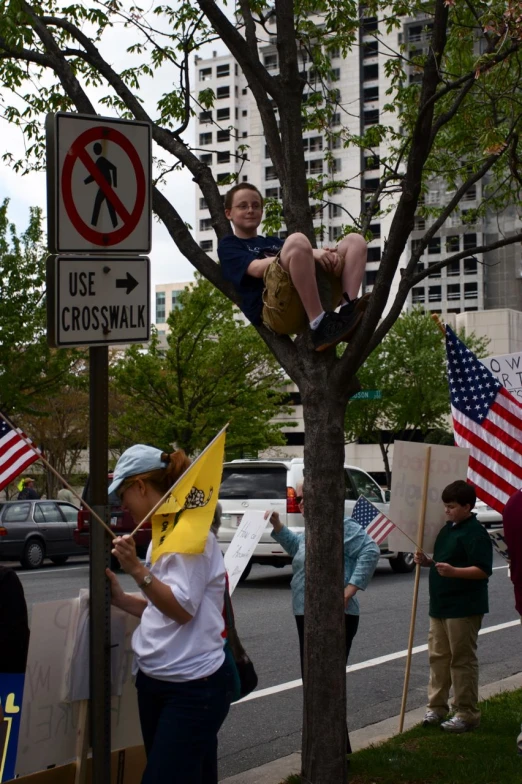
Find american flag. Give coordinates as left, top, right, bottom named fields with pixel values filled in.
left=351, top=495, right=396, bottom=544
left=446, top=325, right=522, bottom=514
left=0, top=417, right=40, bottom=492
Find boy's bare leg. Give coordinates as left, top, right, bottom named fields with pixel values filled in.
left=336, top=233, right=368, bottom=304
left=279, top=232, right=323, bottom=321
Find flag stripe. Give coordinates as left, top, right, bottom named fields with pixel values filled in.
left=452, top=412, right=522, bottom=484
left=468, top=455, right=516, bottom=501
left=0, top=418, right=39, bottom=492
left=498, top=386, right=522, bottom=413
left=351, top=495, right=396, bottom=545
left=466, top=472, right=509, bottom=512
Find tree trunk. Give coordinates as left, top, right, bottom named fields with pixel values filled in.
left=301, top=382, right=348, bottom=784
left=378, top=433, right=392, bottom=489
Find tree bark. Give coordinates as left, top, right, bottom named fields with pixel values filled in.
left=300, top=358, right=351, bottom=784
left=378, top=433, right=392, bottom=490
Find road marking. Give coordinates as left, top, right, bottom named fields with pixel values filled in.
left=492, top=565, right=508, bottom=570
left=18, top=564, right=89, bottom=576
left=237, top=618, right=521, bottom=704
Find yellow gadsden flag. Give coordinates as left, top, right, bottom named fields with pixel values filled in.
left=150, top=427, right=226, bottom=563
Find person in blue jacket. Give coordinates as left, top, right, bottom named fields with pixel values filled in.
left=265, top=481, right=380, bottom=754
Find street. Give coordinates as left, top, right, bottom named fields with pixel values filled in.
left=9, top=552, right=521, bottom=780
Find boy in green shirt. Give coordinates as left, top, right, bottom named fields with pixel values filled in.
left=414, top=480, right=493, bottom=733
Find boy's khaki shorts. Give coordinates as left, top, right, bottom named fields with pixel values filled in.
left=262, top=256, right=343, bottom=335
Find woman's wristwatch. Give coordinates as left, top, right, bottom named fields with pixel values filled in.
left=138, top=573, right=153, bottom=589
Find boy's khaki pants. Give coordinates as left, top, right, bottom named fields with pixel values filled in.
left=427, top=615, right=483, bottom=724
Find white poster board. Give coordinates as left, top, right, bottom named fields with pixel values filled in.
left=481, top=351, right=522, bottom=399
left=388, top=441, right=470, bottom=554
left=223, top=510, right=267, bottom=594
left=489, top=527, right=510, bottom=561
left=16, top=597, right=142, bottom=776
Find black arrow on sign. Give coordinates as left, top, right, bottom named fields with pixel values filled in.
left=116, top=272, right=139, bottom=295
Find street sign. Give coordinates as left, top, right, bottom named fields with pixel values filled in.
left=47, top=256, right=150, bottom=347
left=46, top=113, right=152, bottom=254
left=350, top=390, right=382, bottom=400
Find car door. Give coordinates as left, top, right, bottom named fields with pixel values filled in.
left=57, top=502, right=85, bottom=554
left=0, top=503, right=32, bottom=560
left=33, top=502, right=69, bottom=555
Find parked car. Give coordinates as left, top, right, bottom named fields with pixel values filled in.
left=0, top=500, right=87, bottom=569
left=217, top=459, right=414, bottom=580
left=74, top=474, right=152, bottom=566
left=474, top=500, right=502, bottom=529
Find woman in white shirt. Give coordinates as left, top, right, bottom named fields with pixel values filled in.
left=106, top=444, right=235, bottom=784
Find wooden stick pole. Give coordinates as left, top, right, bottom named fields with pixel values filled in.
left=74, top=700, right=89, bottom=784
left=398, top=445, right=432, bottom=733
left=0, top=410, right=115, bottom=539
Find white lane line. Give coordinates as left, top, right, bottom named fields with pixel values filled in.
left=237, top=619, right=521, bottom=704
left=18, top=565, right=89, bottom=576
left=492, top=565, right=509, bottom=570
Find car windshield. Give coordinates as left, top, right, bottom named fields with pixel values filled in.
left=220, top=467, right=287, bottom=499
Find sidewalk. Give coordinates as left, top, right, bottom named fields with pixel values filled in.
left=219, top=672, right=522, bottom=784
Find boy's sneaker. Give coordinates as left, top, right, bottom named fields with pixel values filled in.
left=423, top=710, right=444, bottom=727
left=338, top=293, right=371, bottom=340
left=311, top=311, right=358, bottom=352
left=440, top=716, right=478, bottom=733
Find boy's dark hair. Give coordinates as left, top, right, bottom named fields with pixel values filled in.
left=441, top=480, right=476, bottom=508
left=224, top=182, right=264, bottom=211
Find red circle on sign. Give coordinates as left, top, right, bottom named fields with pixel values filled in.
left=61, top=125, right=146, bottom=247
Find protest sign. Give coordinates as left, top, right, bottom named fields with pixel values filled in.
left=224, top=510, right=267, bottom=594
left=489, top=527, right=510, bottom=562
left=481, top=351, right=522, bottom=399
left=388, top=441, right=469, bottom=554
left=0, top=672, right=25, bottom=782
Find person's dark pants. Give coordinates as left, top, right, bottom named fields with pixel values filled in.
left=136, top=659, right=235, bottom=784
left=295, top=613, right=360, bottom=754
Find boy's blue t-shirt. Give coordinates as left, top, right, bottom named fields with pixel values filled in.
left=218, top=234, right=284, bottom=324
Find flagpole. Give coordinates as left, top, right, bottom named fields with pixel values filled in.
left=128, top=423, right=229, bottom=538
left=0, top=410, right=115, bottom=539
left=398, top=445, right=431, bottom=733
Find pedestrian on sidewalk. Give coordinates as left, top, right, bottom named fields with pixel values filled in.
left=218, top=182, right=369, bottom=352
left=415, top=480, right=492, bottom=733
left=501, top=488, right=522, bottom=754
left=265, top=481, right=379, bottom=754
left=105, top=444, right=235, bottom=784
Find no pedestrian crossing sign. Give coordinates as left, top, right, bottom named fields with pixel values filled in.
left=47, top=257, right=150, bottom=347
left=46, top=113, right=152, bottom=254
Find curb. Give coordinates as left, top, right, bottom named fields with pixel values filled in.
left=219, top=672, right=522, bottom=783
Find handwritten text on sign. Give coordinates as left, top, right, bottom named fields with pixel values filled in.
left=223, top=510, right=267, bottom=594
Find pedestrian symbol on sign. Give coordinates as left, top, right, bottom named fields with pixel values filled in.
left=84, top=142, right=118, bottom=228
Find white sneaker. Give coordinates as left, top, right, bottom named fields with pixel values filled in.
left=441, top=716, right=478, bottom=733
left=423, top=710, right=444, bottom=726
left=516, top=723, right=522, bottom=755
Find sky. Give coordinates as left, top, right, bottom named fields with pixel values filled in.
left=0, top=4, right=229, bottom=295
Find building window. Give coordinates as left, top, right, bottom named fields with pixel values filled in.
left=156, top=292, right=165, bottom=323
left=463, top=233, right=477, bottom=249
left=446, top=236, right=459, bottom=252
left=329, top=203, right=342, bottom=218
left=217, top=107, right=230, bottom=121
left=368, top=246, right=381, bottom=262
left=370, top=223, right=381, bottom=238
left=217, top=129, right=230, bottom=142
left=364, top=178, right=379, bottom=193
left=464, top=281, right=478, bottom=298
left=447, top=283, right=461, bottom=301
left=464, top=186, right=476, bottom=201
left=364, top=109, right=379, bottom=125
left=308, top=158, right=323, bottom=175
left=199, top=218, right=212, bottom=231
left=414, top=216, right=425, bottom=230
left=428, top=237, right=441, bottom=254
left=200, top=240, right=213, bottom=252
left=363, top=40, right=378, bottom=58
left=331, top=112, right=341, bottom=126
left=363, top=64, right=378, bottom=81
left=199, top=132, right=212, bottom=145
left=428, top=285, right=442, bottom=302
left=265, top=187, right=282, bottom=198
left=330, top=68, right=341, bottom=81
left=464, top=257, right=478, bottom=274
left=304, top=135, right=323, bottom=152
left=363, top=86, right=379, bottom=102
left=199, top=67, right=212, bottom=81
left=242, top=87, right=247, bottom=94
left=171, top=291, right=182, bottom=310
left=412, top=287, right=425, bottom=303
left=329, top=226, right=344, bottom=241
left=199, top=153, right=212, bottom=164
left=428, top=262, right=440, bottom=278
left=362, top=16, right=378, bottom=32
left=447, top=260, right=460, bottom=276
left=328, top=46, right=340, bottom=59
left=199, top=197, right=207, bottom=210
left=242, top=109, right=248, bottom=116
left=199, top=110, right=212, bottom=123
left=216, top=86, right=230, bottom=99
left=265, top=166, right=277, bottom=180
left=264, top=54, right=278, bottom=70
left=216, top=64, right=230, bottom=78
left=242, top=131, right=248, bottom=137
left=329, top=158, right=342, bottom=173
left=217, top=151, right=231, bottom=164
left=217, top=172, right=230, bottom=183
left=364, top=154, right=380, bottom=170
left=329, top=136, right=342, bottom=150
left=366, top=269, right=378, bottom=286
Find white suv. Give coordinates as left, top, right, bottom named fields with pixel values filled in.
left=217, top=458, right=414, bottom=580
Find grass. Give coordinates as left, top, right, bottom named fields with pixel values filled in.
left=281, top=689, right=522, bottom=784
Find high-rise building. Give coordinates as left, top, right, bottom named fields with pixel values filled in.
left=154, top=281, right=191, bottom=341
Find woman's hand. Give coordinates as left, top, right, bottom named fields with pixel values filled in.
left=106, top=568, right=126, bottom=608
left=344, top=584, right=359, bottom=607
left=111, top=535, right=141, bottom=578
left=264, top=510, right=283, bottom=533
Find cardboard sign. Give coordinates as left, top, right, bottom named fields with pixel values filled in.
left=0, top=673, right=25, bottom=782
left=489, top=527, right=510, bottom=561
left=12, top=745, right=145, bottom=784
left=481, top=351, right=522, bottom=400
left=387, top=442, right=470, bottom=554
left=16, top=598, right=141, bottom=776
left=224, top=510, right=267, bottom=594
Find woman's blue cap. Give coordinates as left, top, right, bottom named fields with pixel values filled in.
left=108, top=445, right=167, bottom=504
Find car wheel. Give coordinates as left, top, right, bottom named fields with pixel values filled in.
left=50, top=556, right=69, bottom=566
left=21, top=539, right=45, bottom=569
left=238, top=560, right=253, bottom=582
left=389, top=552, right=415, bottom=573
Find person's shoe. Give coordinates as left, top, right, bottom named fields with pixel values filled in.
left=440, top=716, right=478, bottom=733
left=338, top=293, right=371, bottom=340
left=423, top=710, right=444, bottom=727
left=516, top=723, right=522, bottom=755
left=311, top=311, right=357, bottom=352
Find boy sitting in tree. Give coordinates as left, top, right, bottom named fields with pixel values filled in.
left=218, top=183, right=369, bottom=352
